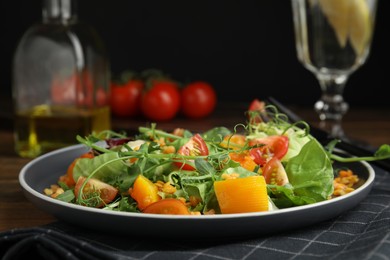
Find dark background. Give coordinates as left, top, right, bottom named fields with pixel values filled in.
left=1, top=0, right=389, bottom=119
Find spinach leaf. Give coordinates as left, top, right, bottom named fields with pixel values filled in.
left=202, top=127, right=232, bottom=143
left=73, top=152, right=128, bottom=185
left=285, top=139, right=334, bottom=202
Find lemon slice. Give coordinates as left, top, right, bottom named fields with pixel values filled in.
left=348, top=0, right=372, bottom=55
left=319, top=0, right=351, bottom=48
left=318, top=0, right=372, bottom=55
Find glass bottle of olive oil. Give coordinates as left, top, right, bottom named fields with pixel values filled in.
left=12, top=0, right=111, bottom=158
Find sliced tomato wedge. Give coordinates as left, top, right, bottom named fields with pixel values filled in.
left=249, top=147, right=269, bottom=165
left=175, top=134, right=209, bottom=171
left=74, top=176, right=118, bottom=208
left=249, top=135, right=289, bottom=165
left=262, top=157, right=289, bottom=186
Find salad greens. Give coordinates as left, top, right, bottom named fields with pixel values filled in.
left=51, top=105, right=390, bottom=215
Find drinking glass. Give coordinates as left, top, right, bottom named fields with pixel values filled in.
left=291, top=0, right=378, bottom=138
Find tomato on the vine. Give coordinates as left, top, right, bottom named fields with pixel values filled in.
left=51, top=73, right=77, bottom=105
left=141, top=80, right=181, bottom=121
left=180, top=81, right=217, bottom=119
left=110, top=79, right=144, bottom=117
left=175, top=133, right=209, bottom=171
left=51, top=70, right=104, bottom=107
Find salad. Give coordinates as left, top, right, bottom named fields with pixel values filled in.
left=44, top=105, right=390, bottom=215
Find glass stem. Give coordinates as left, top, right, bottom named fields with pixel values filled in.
left=314, top=73, right=349, bottom=138
left=314, top=73, right=349, bottom=121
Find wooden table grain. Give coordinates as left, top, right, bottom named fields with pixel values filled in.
left=1, top=103, right=389, bottom=231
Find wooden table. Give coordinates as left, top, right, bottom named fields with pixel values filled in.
left=1, top=103, right=390, bottom=231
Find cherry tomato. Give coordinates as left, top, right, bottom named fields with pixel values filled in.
left=110, top=79, right=144, bottom=117
left=249, top=135, right=289, bottom=165
left=248, top=98, right=265, bottom=111
left=141, top=80, right=181, bottom=121
left=74, top=176, right=118, bottom=208
left=175, top=134, right=209, bottom=171
left=262, top=157, right=289, bottom=186
left=143, top=198, right=190, bottom=215
left=180, top=81, right=217, bottom=119
left=248, top=98, right=266, bottom=124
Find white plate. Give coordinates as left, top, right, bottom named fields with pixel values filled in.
left=19, top=144, right=375, bottom=239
